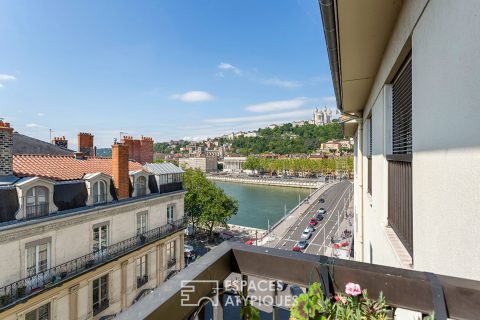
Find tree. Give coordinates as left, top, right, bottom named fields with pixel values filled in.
left=183, top=169, right=238, bottom=238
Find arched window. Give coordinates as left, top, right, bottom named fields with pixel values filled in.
left=136, top=176, right=147, bottom=197
left=26, top=186, right=49, bottom=219
left=92, top=180, right=107, bottom=204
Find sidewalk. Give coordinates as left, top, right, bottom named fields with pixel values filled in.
left=259, top=182, right=335, bottom=247
left=323, top=194, right=354, bottom=259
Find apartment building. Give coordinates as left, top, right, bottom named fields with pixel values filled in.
left=320, top=0, right=480, bottom=282
left=222, top=157, right=247, bottom=173
left=0, top=122, right=186, bottom=320
left=178, top=157, right=217, bottom=173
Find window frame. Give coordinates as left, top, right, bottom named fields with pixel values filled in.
left=92, top=223, right=109, bottom=252
left=135, top=175, right=147, bottom=197
left=25, top=303, right=50, bottom=320
left=92, top=180, right=107, bottom=204
left=167, top=204, right=175, bottom=224
left=92, top=274, right=109, bottom=316
left=136, top=254, right=148, bottom=288
left=25, top=240, right=51, bottom=277
left=136, top=211, right=148, bottom=235
left=26, top=186, right=49, bottom=217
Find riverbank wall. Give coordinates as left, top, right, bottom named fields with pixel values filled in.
left=207, top=175, right=321, bottom=189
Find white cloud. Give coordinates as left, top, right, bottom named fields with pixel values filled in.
left=169, top=91, right=214, bottom=102
left=0, top=83, right=3, bottom=89
left=323, top=96, right=336, bottom=102
left=205, top=109, right=312, bottom=124
left=37, top=112, right=45, bottom=117
left=262, top=77, right=302, bottom=89
left=26, top=123, right=44, bottom=128
left=218, top=62, right=241, bottom=75
left=245, top=97, right=309, bottom=113
left=0, top=74, right=16, bottom=81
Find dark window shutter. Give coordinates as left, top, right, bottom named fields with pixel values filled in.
left=392, top=55, right=412, bottom=154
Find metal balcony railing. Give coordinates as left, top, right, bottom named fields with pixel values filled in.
left=167, top=258, right=176, bottom=269
left=116, top=242, right=480, bottom=320
left=93, top=300, right=110, bottom=316
left=0, top=217, right=186, bottom=311
left=25, top=203, right=49, bottom=219
left=137, top=275, right=149, bottom=289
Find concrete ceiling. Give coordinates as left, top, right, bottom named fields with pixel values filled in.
left=337, top=0, right=403, bottom=113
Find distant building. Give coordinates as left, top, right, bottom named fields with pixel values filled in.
left=178, top=157, right=217, bottom=172
left=223, top=156, right=247, bottom=173
left=310, top=107, right=333, bottom=126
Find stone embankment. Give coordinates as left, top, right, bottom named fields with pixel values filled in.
left=207, top=174, right=321, bottom=189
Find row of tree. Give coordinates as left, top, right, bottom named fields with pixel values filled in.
left=242, top=157, right=354, bottom=176
left=183, top=168, right=238, bottom=237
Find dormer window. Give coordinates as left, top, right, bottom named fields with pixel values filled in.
left=92, top=180, right=107, bottom=204
left=26, top=186, right=49, bottom=219
left=135, top=176, right=147, bottom=197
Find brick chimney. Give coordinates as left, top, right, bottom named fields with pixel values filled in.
left=140, top=136, right=154, bottom=164
left=121, top=135, right=135, bottom=160
left=52, top=136, right=68, bottom=149
left=112, top=142, right=129, bottom=199
left=0, top=121, right=14, bottom=176
left=77, top=132, right=94, bottom=156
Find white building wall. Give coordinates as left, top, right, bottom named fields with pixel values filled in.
left=356, top=0, right=480, bottom=282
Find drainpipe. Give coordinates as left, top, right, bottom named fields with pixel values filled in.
left=357, top=119, right=365, bottom=261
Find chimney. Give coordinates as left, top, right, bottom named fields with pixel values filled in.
left=77, top=132, right=94, bottom=156
left=140, top=136, right=154, bottom=164
left=121, top=135, right=135, bottom=160
left=0, top=121, right=14, bottom=176
left=112, top=142, right=129, bottom=199
left=52, top=136, right=68, bottom=149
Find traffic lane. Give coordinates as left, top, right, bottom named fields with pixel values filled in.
left=306, top=183, right=352, bottom=254
left=273, top=182, right=344, bottom=250
left=276, top=182, right=351, bottom=251
left=278, top=182, right=347, bottom=250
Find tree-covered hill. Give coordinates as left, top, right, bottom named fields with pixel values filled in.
left=228, top=122, right=343, bottom=155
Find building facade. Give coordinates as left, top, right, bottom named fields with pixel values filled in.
left=178, top=157, right=217, bottom=173
left=321, top=0, right=480, bottom=284
left=0, top=122, right=185, bottom=320
left=222, top=157, right=247, bottom=173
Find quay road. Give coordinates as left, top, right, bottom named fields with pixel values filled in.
left=273, top=180, right=353, bottom=255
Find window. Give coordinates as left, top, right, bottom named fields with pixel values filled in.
left=25, top=303, right=50, bottom=320
left=367, top=117, right=372, bottom=195
left=92, top=180, right=107, bottom=204
left=135, top=176, right=147, bottom=197
left=166, top=241, right=176, bottom=268
left=387, top=53, right=413, bottom=256
left=92, top=275, right=109, bottom=316
left=93, top=224, right=109, bottom=252
left=26, top=241, right=50, bottom=277
left=167, top=204, right=175, bottom=224
left=26, top=186, right=49, bottom=219
left=136, top=255, right=148, bottom=288
left=136, top=211, right=148, bottom=235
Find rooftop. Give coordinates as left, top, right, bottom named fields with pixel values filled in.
left=13, top=154, right=143, bottom=181
left=12, top=132, right=74, bottom=156
left=144, top=162, right=184, bottom=175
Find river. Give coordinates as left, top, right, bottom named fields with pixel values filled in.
left=214, top=181, right=312, bottom=229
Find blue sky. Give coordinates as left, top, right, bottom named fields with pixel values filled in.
left=0, top=0, right=336, bottom=148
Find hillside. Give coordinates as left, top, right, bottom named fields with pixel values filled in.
left=225, top=122, right=344, bottom=155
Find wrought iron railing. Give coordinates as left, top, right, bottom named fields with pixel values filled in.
left=93, top=301, right=110, bottom=316
left=25, top=203, right=49, bottom=219
left=137, top=275, right=149, bottom=289
left=0, top=217, right=186, bottom=310
left=167, top=258, right=177, bottom=269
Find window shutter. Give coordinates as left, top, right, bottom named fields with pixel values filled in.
left=392, top=55, right=412, bottom=154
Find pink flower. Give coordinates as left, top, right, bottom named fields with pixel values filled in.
left=345, top=282, right=361, bottom=296
left=334, top=294, right=346, bottom=304
left=334, top=295, right=341, bottom=301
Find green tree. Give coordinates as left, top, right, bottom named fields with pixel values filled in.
left=183, top=169, right=238, bottom=238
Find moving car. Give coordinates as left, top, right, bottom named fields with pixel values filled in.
left=309, top=218, right=318, bottom=226
left=184, top=244, right=196, bottom=260
left=301, top=228, right=311, bottom=240
left=297, top=240, right=308, bottom=249
left=319, top=198, right=325, bottom=203
left=290, top=285, right=303, bottom=298
left=318, top=208, right=326, bottom=214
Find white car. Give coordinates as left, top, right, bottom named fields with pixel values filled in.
left=318, top=208, right=326, bottom=214
left=301, top=229, right=311, bottom=240
left=184, top=244, right=196, bottom=260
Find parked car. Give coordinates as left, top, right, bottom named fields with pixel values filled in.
left=297, top=240, right=308, bottom=249
left=318, top=208, right=326, bottom=214
left=184, top=244, right=196, bottom=260
left=316, top=214, right=324, bottom=221
left=319, top=198, right=325, bottom=203
left=290, top=285, right=303, bottom=298
left=301, top=229, right=311, bottom=240
left=309, top=218, right=318, bottom=226
left=306, top=225, right=315, bottom=232
left=292, top=244, right=301, bottom=251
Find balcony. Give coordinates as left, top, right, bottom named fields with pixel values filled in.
left=25, top=203, right=49, bottom=219
left=116, top=241, right=480, bottom=320
left=137, top=275, right=149, bottom=289
left=0, top=217, right=186, bottom=311
left=159, top=182, right=183, bottom=194
left=167, top=258, right=177, bottom=269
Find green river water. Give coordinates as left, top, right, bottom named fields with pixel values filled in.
left=214, top=181, right=312, bottom=229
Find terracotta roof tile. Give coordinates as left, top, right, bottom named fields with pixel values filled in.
left=13, top=154, right=143, bottom=181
